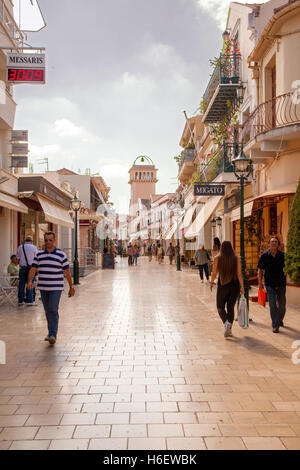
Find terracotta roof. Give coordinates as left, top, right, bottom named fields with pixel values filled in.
left=57, top=168, right=78, bottom=175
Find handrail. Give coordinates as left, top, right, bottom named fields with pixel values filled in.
left=240, top=92, right=300, bottom=143
left=0, top=0, right=24, bottom=46
left=203, top=54, right=241, bottom=111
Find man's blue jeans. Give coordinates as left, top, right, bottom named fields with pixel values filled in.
left=18, top=267, right=34, bottom=303
left=266, top=286, right=286, bottom=329
left=40, top=291, right=62, bottom=339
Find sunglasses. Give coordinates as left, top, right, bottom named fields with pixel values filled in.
left=44, top=238, right=54, bottom=242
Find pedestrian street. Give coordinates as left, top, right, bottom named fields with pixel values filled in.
left=0, top=257, right=300, bottom=451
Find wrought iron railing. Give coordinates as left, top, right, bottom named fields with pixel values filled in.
left=178, top=148, right=195, bottom=172
left=203, top=54, right=241, bottom=110
left=240, top=92, right=300, bottom=143
left=0, top=0, right=24, bottom=46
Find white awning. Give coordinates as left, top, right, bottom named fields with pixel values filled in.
left=185, top=196, right=222, bottom=239
left=231, top=200, right=254, bottom=222
left=0, top=191, right=28, bottom=214
left=254, top=183, right=297, bottom=199
left=179, top=204, right=197, bottom=231
left=37, top=194, right=74, bottom=229
left=165, top=217, right=183, bottom=240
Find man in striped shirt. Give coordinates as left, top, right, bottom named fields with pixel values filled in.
left=27, top=231, right=75, bottom=346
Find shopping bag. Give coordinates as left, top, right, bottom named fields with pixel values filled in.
left=258, top=288, right=266, bottom=307
left=238, top=295, right=249, bottom=329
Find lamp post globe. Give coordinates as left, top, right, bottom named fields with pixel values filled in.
left=70, top=195, right=82, bottom=285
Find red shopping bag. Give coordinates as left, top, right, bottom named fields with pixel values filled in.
left=258, top=288, right=267, bottom=307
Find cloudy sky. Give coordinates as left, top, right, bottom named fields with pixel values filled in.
left=14, top=0, right=266, bottom=213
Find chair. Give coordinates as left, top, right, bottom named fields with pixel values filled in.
left=0, top=276, right=18, bottom=307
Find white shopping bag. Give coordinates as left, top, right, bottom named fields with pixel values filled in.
left=238, top=295, right=249, bottom=329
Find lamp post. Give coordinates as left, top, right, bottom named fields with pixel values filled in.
left=232, top=146, right=253, bottom=306
left=70, top=195, right=82, bottom=285
left=176, top=208, right=181, bottom=271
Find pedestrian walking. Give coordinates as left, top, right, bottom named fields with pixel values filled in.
left=133, top=244, right=139, bottom=265
left=16, top=236, right=38, bottom=306
left=152, top=243, right=157, bottom=261
left=194, top=245, right=210, bottom=283
left=210, top=241, right=244, bottom=338
left=212, top=237, right=221, bottom=258
left=157, top=244, right=164, bottom=264
left=27, top=231, right=75, bottom=346
left=257, top=237, right=287, bottom=333
left=166, top=243, right=175, bottom=265
left=127, top=243, right=134, bottom=266
left=147, top=243, right=153, bottom=261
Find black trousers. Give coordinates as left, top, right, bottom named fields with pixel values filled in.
left=217, top=281, right=240, bottom=324
left=198, top=263, right=209, bottom=281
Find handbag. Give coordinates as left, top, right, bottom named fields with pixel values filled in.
left=258, top=288, right=267, bottom=307
left=238, top=295, right=249, bottom=329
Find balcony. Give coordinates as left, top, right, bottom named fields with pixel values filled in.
left=178, top=148, right=195, bottom=183
left=0, top=0, right=24, bottom=46
left=241, top=92, right=300, bottom=163
left=200, top=143, right=236, bottom=184
left=202, top=54, right=241, bottom=123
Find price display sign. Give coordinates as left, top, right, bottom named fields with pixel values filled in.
left=6, top=53, right=46, bottom=84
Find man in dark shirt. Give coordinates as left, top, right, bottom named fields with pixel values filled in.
left=257, top=237, right=286, bottom=333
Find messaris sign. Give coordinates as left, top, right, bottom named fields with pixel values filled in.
left=194, top=184, right=225, bottom=196
left=7, top=53, right=46, bottom=84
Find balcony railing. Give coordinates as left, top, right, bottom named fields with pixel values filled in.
left=203, top=54, right=241, bottom=119
left=198, top=142, right=236, bottom=182
left=178, top=148, right=195, bottom=172
left=240, top=92, right=300, bottom=143
left=0, top=0, right=24, bottom=46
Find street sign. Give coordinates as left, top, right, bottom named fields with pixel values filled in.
left=12, top=130, right=28, bottom=142
left=12, top=143, right=28, bottom=155
left=11, top=156, right=28, bottom=168
left=194, top=184, right=225, bottom=196
left=6, top=53, right=46, bottom=84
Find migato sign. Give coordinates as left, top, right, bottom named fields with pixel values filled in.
left=7, top=53, right=46, bottom=84
left=194, top=184, right=225, bottom=196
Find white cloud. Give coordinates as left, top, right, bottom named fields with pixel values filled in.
left=53, top=119, right=83, bottom=138
left=100, top=164, right=129, bottom=180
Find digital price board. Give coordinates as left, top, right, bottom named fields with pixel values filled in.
left=6, top=53, right=46, bottom=85
left=7, top=69, right=45, bottom=83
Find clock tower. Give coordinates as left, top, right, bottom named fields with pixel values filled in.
left=129, top=156, right=158, bottom=217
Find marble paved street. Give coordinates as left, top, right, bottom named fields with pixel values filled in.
left=0, top=257, right=300, bottom=450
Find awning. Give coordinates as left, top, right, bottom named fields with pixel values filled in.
left=231, top=200, right=254, bottom=222
left=179, top=204, right=197, bottom=231
left=0, top=191, right=28, bottom=214
left=165, top=217, right=183, bottom=240
left=185, top=196, right=222, bottom=239
left=37, top=194, right=74, bottom=229
left=254, top=183, right=297, bottom=199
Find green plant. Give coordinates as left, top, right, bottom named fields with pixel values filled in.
left=284, top=179, right=300, bottom=284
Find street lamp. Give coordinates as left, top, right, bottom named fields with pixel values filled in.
left=232, top=145, right=253, bottom=305
left=211, top=218, right=216, bottom=228
left=70, top=194, right=82, bottom=285
left=216, top=216, right=222, bottom=227
left=175, top=207, right=182, bottom=271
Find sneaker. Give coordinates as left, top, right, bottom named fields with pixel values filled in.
left=228, top=323, right=233, bottom=337
left=272, top=327, right=279, bottom=333
left=224, top=321, right=232, bottom=338
left=18, top=302, right=25, bottom=306
left=48, top=336, right=56, bottom=345
left=44, top=335, right=50, bottom=341
left=27, top=302, right=38, bottom=307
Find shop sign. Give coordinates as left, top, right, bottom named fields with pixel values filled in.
left=12, top=130, right=28, bottom=142
left=12, top=143, right=28, bottom=155
left=7, top=53, right=46, bottom=84
left=224, top=192, right=241, bottom=213
left=194, top=184, right=225, bottom=196
left=11, top=156, right=28, bottom=168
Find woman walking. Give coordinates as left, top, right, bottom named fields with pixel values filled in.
left=212, top=237, right=221, bottom=258
left=128, top=243, right=134, bottom=266
left=210, top=241, right=244, bottom=338
left=194, top=246, right=210, bottom=283
left=157, top=244, right=164, bottom=264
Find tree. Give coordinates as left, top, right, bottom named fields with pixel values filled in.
left=285, top=179, right=300, bottom=284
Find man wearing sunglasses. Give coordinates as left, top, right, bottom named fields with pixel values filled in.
left=27, top=231, right=75, bottom=346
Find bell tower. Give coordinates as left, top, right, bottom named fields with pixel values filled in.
left=129, top=156, right=158, bottom=217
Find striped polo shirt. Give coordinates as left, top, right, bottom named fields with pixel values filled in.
left=32, top=248, right=69, bottom=291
